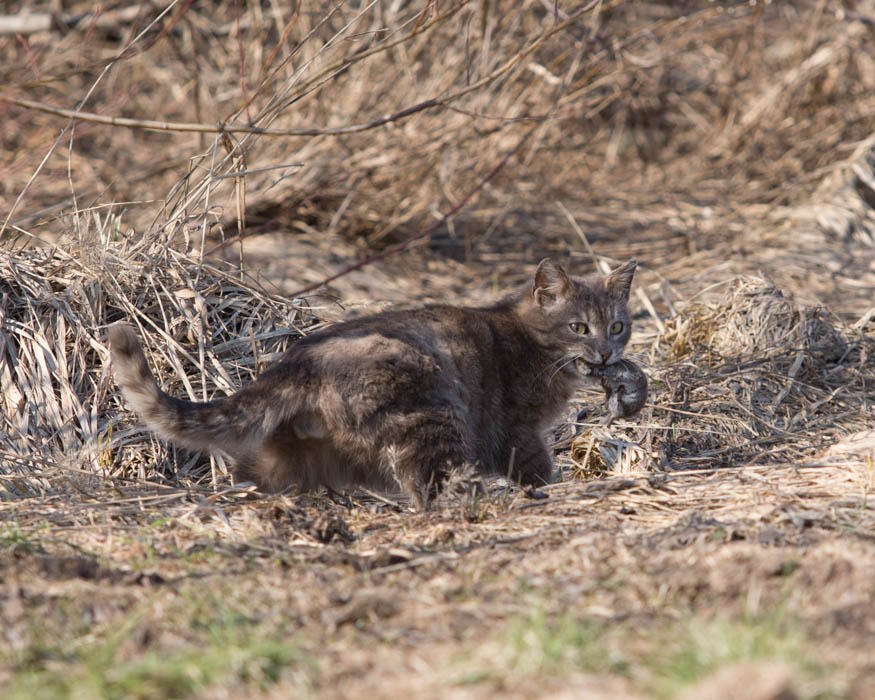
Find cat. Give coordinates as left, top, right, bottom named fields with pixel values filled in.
left=109, top=258, right=637, bottom=507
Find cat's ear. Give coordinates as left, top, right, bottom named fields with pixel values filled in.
left=605, top=259, right=637, bottom=301
left=533, top=258, right=573, bottom=308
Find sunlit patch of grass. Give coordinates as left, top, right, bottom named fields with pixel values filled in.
left=462, top=605, right=836, bottom=698
left=4, top=591, right=316, bottom=700
left=0, top=522, right=45, bottom=552
left=506, top=609, right=629, bottom=677
left=645, top=607, right=820, bottom=698
left=10, top=637, right=309, bottom=700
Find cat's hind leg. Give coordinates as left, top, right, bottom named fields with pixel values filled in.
left=376, top=410, right=473, bottom=509
left=504, top=432, right=553, bottom=499
left=230, top=430, right=321, bottom=494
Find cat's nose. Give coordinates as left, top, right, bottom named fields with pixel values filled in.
left=600, top=350, right=611, bottom=364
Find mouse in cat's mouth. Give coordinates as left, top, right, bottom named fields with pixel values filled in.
left=577, top=357, right=648, bottom=426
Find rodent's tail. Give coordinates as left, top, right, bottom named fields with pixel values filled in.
left=108, top=323, right=263, bottom=455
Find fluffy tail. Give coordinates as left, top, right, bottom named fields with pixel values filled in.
left=108, top=323, right=261, bottom=455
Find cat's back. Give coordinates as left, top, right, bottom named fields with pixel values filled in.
left=272, top=304, right=505, bottom=396
left=293, top=303, right=500, bottom=358
left=254, top=304, right=509, bottom=430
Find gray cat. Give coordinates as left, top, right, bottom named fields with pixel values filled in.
left=109, top=258, right=637, bottom=507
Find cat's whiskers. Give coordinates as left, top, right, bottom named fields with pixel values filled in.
left=535, top=354, right=570, bottom=382
left=544, top=353, right=581, bottom=386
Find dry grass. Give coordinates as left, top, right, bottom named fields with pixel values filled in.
left=587, top=276, right=875, bottom=471
left=2, top=1, right=875, bottom=698
left=0, top=224, right=329, bottom=495
left=4, top=1, right=875, bottom=280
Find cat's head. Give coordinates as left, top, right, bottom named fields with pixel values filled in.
left=526, top=257, right=637, bottom=377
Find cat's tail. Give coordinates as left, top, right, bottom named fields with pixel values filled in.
left=108, top=323, right=268, bottom=456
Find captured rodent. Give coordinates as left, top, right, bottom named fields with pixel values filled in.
left=591, top=358, right=648, bottom=426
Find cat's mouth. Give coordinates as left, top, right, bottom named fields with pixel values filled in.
left=573, top=356, right=600, bottom=377
left=574, top=355, right=620, bottom=376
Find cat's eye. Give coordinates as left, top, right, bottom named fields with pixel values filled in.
left=569, top=322, right=589, bottom=335
left=609, top=321, right=624, bottom=335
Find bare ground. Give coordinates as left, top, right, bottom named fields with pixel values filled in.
left=2, top=461, right=874, bottom=698
left=2, top=1, right=875, bottom=698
